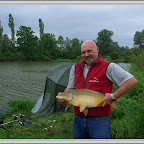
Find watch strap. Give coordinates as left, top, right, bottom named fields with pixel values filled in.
left=111, top=94, right=116, bottom=102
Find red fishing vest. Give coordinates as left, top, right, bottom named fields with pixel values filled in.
left=74, top=54, right=113, bottom=117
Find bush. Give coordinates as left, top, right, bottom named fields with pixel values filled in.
left=0, top=54, right=6, bottom=62
left=131, top=51, right=144, bottom=71
left=76, top=55, right=82, bottom=61
left=15, top=52, right=25, bottom=61
left=124, top=56, right=131, bottom=63
left=110, top=51, right=119, bottom=60
left=110, top=52, right=144, bottom=138
left=110, top=98, right=144, bottom=138
left=124, top=52, right=144, bottom=101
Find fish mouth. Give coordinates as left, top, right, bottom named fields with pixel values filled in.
left=56, top=96, right=61, bottom=99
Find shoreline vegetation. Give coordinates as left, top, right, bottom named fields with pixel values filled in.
left=1, top=14, right=144, bottom=63
left=0, top=56, right=133, bottom=63
left=0, top=52, right=144, bottom=139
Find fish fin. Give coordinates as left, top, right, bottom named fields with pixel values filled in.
left=65, top=104, right=70, bottom=111
left=79, top=105, right=86, bottom=112
left=117, top=97, right=121, bottom=100
left=69, top=95, right=73, bottom=101
left=83, top=108, right=88, bottom=116
left=111, top=101, right=118, bottom=109
left=71, top=101, right=79, bottom=107
left=110, top=97, right=121, bottom=109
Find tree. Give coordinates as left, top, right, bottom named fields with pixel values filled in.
left=0, top=20, right=3, bottom=54
left=119, top=46, right=131, bottom=57
left=16, top=26, right=38, bottom=60
left=110, top=51, right=119, bottom=60
left=40, top=33, right=58, bottom=59
left=71, top=38, right=81, bottom=59
left=2, top=34, right=12, bottom=54
left=58, top=35, right=65, bottom=50
left=110, top=42, right=119, bottom=52
left=39, top=18, right=44, bottom=39
left=96, top=29, right=114, bottom=56
left=8, top=13, right=15, bottom=52
left=38, top=19, right=45, bottom=58
left=133, top=30, right=144, bottom=50
left=64, top=37, right=72, bottom=51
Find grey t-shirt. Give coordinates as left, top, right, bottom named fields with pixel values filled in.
left=67, top=63, right=134, bottom=89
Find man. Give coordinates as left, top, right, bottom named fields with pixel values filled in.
left=57, top=40, right=137, bottom=139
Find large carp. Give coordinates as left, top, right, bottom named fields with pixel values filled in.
left=56, top=89, right=120, bottom=116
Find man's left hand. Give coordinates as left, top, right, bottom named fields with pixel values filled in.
left=97, top=93, right=112, bottom=107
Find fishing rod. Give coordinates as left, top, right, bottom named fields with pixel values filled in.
left=0, top=124, right=10, bottom=132
left=20, top=118, right=49, bottom=131
left=0, top=104, right=52, bottom=127
left=1, top=118, right=49, bottom=132
left=12, top=110, right=53, bottom=128
left=0, top=108, right=50, bottom=131
left=0, top=118, right=27, bottom=132
left=0, top=104, right=52, bottom=131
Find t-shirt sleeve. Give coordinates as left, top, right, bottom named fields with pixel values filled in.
left=67, top=64, right=75, bottom=89
left=106, top=63, right=134, bottom=86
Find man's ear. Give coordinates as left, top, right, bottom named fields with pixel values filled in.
left=97, top=46, right=99, bottom=53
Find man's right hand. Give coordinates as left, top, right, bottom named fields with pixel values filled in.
left=56, top=92, right=68, bottom=104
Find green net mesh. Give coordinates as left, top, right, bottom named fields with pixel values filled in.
left=31, top=63, right=74, bottom=116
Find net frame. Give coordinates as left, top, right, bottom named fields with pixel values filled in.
left=0, top=104, right=11, bottom=118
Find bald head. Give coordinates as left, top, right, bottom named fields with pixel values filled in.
left=81, top=40, right=98, bottom=50
left=81, top=40, right=99, bottom=66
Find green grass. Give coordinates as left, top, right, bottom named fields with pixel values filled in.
left=0, top=99, right=74, bottom=139
left=110, top=98, right=144, bottom=138
left=110, top=52, right=144, bottom=139
left=1, top=95, right=144, bottom=139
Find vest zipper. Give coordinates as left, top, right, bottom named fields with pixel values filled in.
left=82, top=79, right=86, bottom=88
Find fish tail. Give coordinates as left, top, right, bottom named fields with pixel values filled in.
left=111, top=101, right=118, bottom=109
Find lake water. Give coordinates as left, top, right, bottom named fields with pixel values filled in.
left=0, top=62, right=131, bottom=103
left=117, top=62, right=131, bottom=71
left=0, top=61, right=71, bottom=103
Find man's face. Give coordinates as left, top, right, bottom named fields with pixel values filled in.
left=81, top=45, right=99, bottom=66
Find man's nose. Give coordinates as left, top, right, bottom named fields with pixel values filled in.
left=84, top=52, right=89, bottom=57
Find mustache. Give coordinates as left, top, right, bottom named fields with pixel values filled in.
left=85, top=56, right=92, bottom=60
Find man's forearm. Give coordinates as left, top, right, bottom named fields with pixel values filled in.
left=113, top=77, right=137, bottom=99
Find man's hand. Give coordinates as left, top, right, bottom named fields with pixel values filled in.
left=97, top=77, right=137, bottom=108
left=56, top=92, right=68, bottom=104
left=97, top=93, right=112, bottom=107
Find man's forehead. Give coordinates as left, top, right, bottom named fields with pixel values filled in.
left=81, top=46, right=95, bottom=51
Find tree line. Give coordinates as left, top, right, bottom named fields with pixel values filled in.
left=0, top=13, right=143, bottom=62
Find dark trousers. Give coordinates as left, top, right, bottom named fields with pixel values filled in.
left=72, top=114, right=111, bottom=139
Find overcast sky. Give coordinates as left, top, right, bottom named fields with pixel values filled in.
left=0, top=4, right=144, bottom=48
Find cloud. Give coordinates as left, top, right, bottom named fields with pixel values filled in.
left=0, top=4, right=144, bottom=47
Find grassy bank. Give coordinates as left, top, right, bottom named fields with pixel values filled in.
left=0, top=53, right=144, bottom=139
left=0, top=99, right=74, bottom=139
left=110, top=52, right=144, bottom=138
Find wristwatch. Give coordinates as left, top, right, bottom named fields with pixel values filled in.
left=111, top=94, right=116, bottom=102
